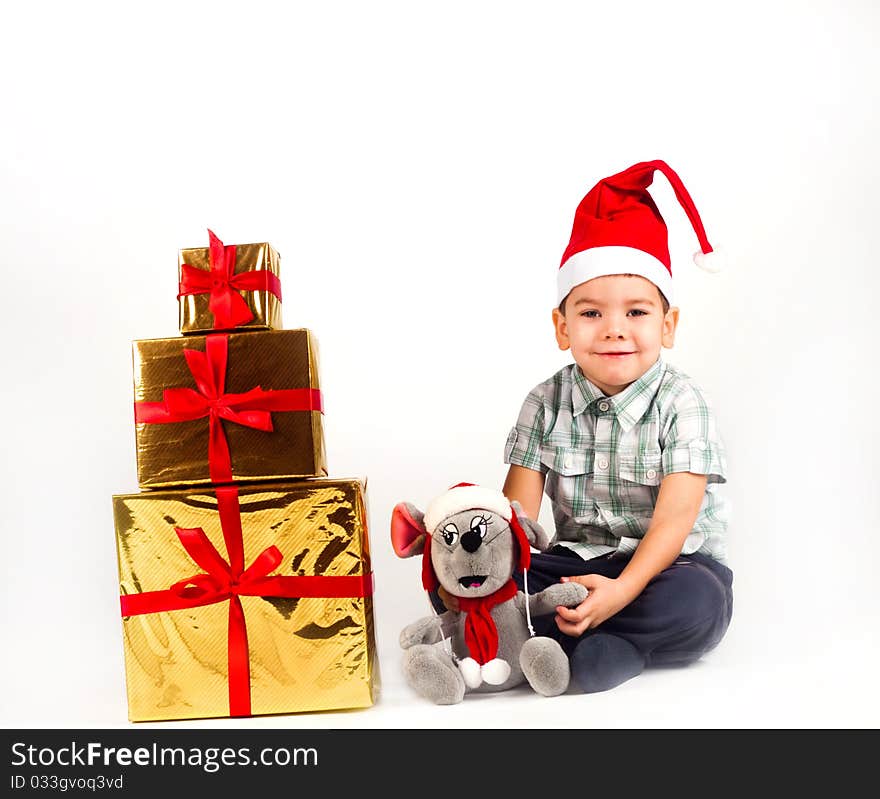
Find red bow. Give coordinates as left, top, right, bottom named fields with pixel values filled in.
left=134, top=334, right=323, bottom=483
left=178, top=230, right=282, bottom=329
left=120, top=486, right=373, bottom=717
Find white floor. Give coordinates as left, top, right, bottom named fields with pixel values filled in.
left=4, top=600, right=877, bottom=730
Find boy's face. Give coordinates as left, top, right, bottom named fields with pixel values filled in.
left=552, top=275, right=679, bottom=396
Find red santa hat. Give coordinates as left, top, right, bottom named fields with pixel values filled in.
left=420, top=483, right=531, bottom=592
left=557, top=159, right=723, bottom=306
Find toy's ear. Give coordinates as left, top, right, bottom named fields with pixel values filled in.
left=390, top=502, right=428, bottom=558
left=510, top=500, right=553, bottom=552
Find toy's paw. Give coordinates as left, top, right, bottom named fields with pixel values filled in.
left=399, top=616, right=443, bottom=649
left=403, top=645, right=465, bottom=704
left=458, top=657, right=482, bottom=689
left=564, top=581, right=589, bottom=605
left=481, top=658, right=511, bottom=686
left=545, top=581, right=589, bottom=608
left=520, top=636, right=571, bottom=697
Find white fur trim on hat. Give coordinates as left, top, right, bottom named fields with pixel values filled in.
left=557, top=246, right=675, bottom=307
left=424, top=484, right=512, bottom=534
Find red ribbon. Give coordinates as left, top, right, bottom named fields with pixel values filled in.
left=120, top=486, right=373, bottom=717
left=134, top=334, right=323, bottom=483
left=178, top=230, right=283, bottom=329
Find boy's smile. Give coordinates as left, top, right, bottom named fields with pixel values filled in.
left=552, top=274, right=679, bottom=396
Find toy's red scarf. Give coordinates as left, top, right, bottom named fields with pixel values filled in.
left=457, top=579, right=518, bottom=665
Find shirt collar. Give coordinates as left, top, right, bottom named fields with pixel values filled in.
left=571, top=366, right=606, bottom=417
left=571, top=358, right=665, bottom=432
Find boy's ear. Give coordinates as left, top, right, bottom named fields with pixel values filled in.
left=661, top=306, right=680, bottom=349
left=552, top=307, right=570, bottom=351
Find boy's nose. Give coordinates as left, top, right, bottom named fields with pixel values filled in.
left=601, top=314, right=627, bottom=338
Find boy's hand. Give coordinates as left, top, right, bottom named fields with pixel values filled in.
left=554, top=575, right=635, bottom=635
left=437, top=585, right=460, bottom=612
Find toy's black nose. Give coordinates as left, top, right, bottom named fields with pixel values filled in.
left=460, top=528, right=483, bottom=553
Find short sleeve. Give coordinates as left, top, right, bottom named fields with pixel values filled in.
left=660, top=384, right=727, bottom=484
left=503, top=391, right=548, bottom=473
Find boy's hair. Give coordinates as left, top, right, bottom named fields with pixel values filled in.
left=558, top=274, right=670, bottom=316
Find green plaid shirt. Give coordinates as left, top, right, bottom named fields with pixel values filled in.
left=504, top=358, right=729, bottom=563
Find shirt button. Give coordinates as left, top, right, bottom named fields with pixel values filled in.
left=646, top=469, right=657, bottom=479
left=563, top=455, right=573, bottom=469
left=597, top=457, right=609, bottom=470
left=693, top=441, right=707, bottom=450
left=598, top=401, right=610, bottom=412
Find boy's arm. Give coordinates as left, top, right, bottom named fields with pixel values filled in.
left=555, top=471, right=707, bottom=635
left=502, top=464, right=546, bottom=520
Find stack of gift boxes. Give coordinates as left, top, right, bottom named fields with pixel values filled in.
left=112, top=231, right=379, bottom=722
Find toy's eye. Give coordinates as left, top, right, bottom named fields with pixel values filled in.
left=469, top=516, right=489, bottom=538
left=441, top=523, right=459, bottom=546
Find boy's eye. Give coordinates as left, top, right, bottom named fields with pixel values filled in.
left=627, top=309, right=648, bottom=317
left=580, top=310, right=600, bottom=318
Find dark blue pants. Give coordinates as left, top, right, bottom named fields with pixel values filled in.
left=515, top=546, right=734, bottom=693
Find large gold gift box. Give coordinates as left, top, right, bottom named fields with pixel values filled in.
left=133, top=329, right=327, bottom=489
left=178, top=236, right=282, bottom=334
left=113, top=479, right=379, bottom=722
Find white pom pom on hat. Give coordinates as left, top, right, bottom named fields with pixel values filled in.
left=557, top=159, right=724, bottom=306
left=693, top=246, right=726, bottom=273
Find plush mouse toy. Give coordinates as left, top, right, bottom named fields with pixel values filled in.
left=390, top=482, right=588, bottom=704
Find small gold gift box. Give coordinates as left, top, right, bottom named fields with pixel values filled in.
left=178, top=231, right=282, bottom=334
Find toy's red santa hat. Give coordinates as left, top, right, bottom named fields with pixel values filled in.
left=557, top=159, right=723, bottom=307
left=420, top=483, right=531, bottom=592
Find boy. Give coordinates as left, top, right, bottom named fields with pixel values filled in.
left=502, top=160, right=733, bottom=693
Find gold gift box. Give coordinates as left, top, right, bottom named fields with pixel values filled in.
left=133, top=329, right=327, bottom=489
left=178, top=239, right=282, bottom=334
left=113, top=478, right=379, bottom=722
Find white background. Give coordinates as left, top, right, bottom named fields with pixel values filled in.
left=1, top=0, right=878, bottom=730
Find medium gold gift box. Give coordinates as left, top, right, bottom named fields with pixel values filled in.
left=113, top=479, right=379, bottom=722
left=132, top=329, right=327, bottom=489
left=178, top=231, right=282, bottom=335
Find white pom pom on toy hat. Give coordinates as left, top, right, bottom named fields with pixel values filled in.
left=557, top=159, right=723, bottom=306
